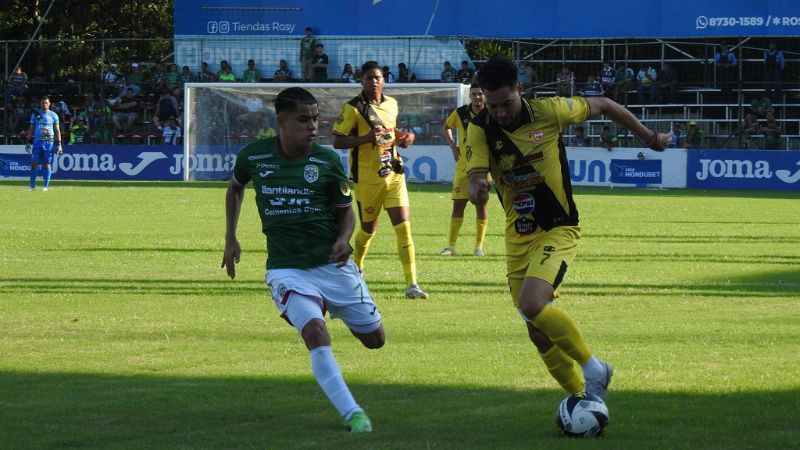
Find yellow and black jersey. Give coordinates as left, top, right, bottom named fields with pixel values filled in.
left=332, top=92, right=400, bottom=184
left=465, top=96, right=590, bottom=242
left=444, top=104, right=479, bottom=173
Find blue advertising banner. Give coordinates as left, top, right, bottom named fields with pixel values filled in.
left=609, top=159, right=663, bottom=185
left=175, top=0, right=800, bottom=38
left=687, top=150, right=800, bottom=191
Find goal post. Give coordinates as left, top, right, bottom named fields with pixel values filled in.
left=182, top=82, right=469, bottom=181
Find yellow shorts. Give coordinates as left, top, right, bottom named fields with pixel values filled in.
left=452, top=166, right=469, bottom=200
left=506, top=226, right=580, bottom=308
left=353, top=174, right=409, bottom=223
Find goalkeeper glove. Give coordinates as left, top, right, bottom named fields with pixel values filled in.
left=25, top=139, right=32, bottom=153
left=56, top=143, right=63, bottom=155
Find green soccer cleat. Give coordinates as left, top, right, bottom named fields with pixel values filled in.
left=345, top=411, right=372, bottom=434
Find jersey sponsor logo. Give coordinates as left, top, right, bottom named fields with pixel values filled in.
left=339, top=180, right=351, bottom=196
left=494, top=140, right=504, bottom=150
left=304, top=164, right=319, bottom=183
left=529, top=130, right=544, bottom=144
left=565, top=98, right=574, bottom=110
left=514, top=217, right=536, bottom=235
left=261, top=186, right=313, bottom=195
left=309, top=157, right=332, bottom=168
left=256, top=162, right=279, bottom=169
left=512, top=193, right=535, bottom=215
left=248, top=153, right=274, bottom=161
left=465, top=145, right=472, bottom=161
left=259, top=170, right=274, bottom=177
left=503, top=170, right=545, bottom=191
left=521, top=151, right=544, bottom=163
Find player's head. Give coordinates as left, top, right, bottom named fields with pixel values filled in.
left=305, top=26, right=313, bottom=35
left=476, top=56, right=523, bottom=127
left=469, top=82, right=485, bottom=109
left=39, top=95, right=51, bottom=110
left=361, top=61, right=384, bottom=95
left=575, top=126, right=585, bottom=136
left=279, top=59, right=288, bottom=68
left=602, top=125, right=611, bottom=133
left=274, top=87, right=319, bottom=146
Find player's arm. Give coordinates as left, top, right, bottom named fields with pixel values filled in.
left=468, top=170, right=490, bottom=205
left=222, top=177, right=246, bottom=279
left=394, top=128, right=415, bottom=148
left=329, top=204, right=355, bottom=267
left=54, top=118, right=63, bottom=154
left=585, top=96, right=669, bottom=150
left=442, top=124, right=459, bottom=161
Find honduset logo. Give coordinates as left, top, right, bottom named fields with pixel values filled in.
left=695, top=158, right=800, bottom=184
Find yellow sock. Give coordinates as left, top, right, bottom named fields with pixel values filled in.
left=539, top=345, right=584, bottom=394
left=393, top=221, right=416, bottom=285
left=475, top=218, right=488, bottom=248
left=353, top=228, right=375, bottom=269
left=447, top=216, right=464, bottom=247
left=530, top=304, right=592, bottom=365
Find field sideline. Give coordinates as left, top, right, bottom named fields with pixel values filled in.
left=1, top=180, right=798, bottom=449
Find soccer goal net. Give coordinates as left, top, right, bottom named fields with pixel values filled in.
left=182, top=82, right=469, bottom=181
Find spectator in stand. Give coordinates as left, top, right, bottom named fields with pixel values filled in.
left=599, top=125, right=617, bottom=151
left=4, top=96, right=25, bottom=134
left=382, top=66, right=396, bottom=83
left=668, top=122, right=683, bottom=148
left=354, top=68, right=363, bottom=84
left=125, top=63, right=146, bottom=95
left=236, top=96, right=265, bottom=134
left=761, top=110, right=782, bottom=150
left=397, top=63, right=417, bottom=83
left=69, top=116, right=87, bottom=144
left=659, top=63, right=678, bottom=104
left=165, top=63, right=181, bottom=96
left=517, top=62, right=534, bottom=94
left=441, top=61, right=456, bottom=83
left=273, top=59, right=292, bottom=82
left=300, top=26, right=317, bottom=82
left=161, top=116, right=182, bottom=145
left=62, top=68, right=80, bottom=98
left=197, top=62, right=217, bottom=82
left=580, top=74, right=604, bottom=97
left=714, top=44, right=737, bottom=102
left=111, top=87, right=140, bottom=132
left=178, top=65, right=195, bottom=97
left=103, top=63, right=125, bottom=97
left=148, top=63, right=167, bottom=95
left=83, top=92, right=102, bottom=135
left=636, top=65, right=658, bottom=104
left=555, top=65, right=573, bottom=97
left=311, top=44, right=329, bottom=82
left=684, top=121, right=704, bottom=149
left=242, top=59, right=262, bottom=83
left=750, top=95, right=773, bottom=118
left=457, top=60, right=475, bottom=84
left=52, top=94, right=72, bottom=133
left=217, top=60, right=236, bottom=82
left=740, top=112, right=758, bottom=149
left=763, top=41, right=785, bottom=101
left=599, top=61, right=615, bottom=98
left=341, top=63, right=356, bottom=83
left=153, top=88, right=179, bottom=130
left=570, top=126, right=589, bottom=147
left=612, top=63, right=634, bottom=104
left=7, top=66, right=29, bottom=103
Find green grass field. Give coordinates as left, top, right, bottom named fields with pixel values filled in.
left=1, top=180, right=798, bottom=449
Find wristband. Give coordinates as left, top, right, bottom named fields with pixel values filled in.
left=644, top=129, right=664, bottom=151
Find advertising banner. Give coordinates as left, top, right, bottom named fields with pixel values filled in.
left=687, top=150, right=800, bottom=191
left=566, top=147, right=686, bottom=188
left=609, top=159, right=663, bottom=186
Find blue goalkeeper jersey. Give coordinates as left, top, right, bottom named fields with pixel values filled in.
left=30, top=110, right=60, bottom=144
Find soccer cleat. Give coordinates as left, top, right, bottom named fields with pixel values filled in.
left=42, top=187, right=48, bottom=192
left=473, top=247, right=485, bottom=257
left=405, top=284, right=428, bottom=299
left=439, top=247, right=455, bottom=256
left=28, top=187, right=35, bottom=191
left=345, top=411, right=372, bottom=434
left=584, top=360, right=613, bottom=402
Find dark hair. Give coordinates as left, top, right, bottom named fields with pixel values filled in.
left=398, top=62, right=407, bottom=69
left=469, top=82, right=480, bottom=89
left=305, top=26, right=312, bottom=31
left=602, top=125, right=611, bottom=131
left=274, top=87, right=317, bottom=115
left=575, top=126, right=584, bottom=132
left=40, top=95, right=51, bottom=101
left=361, top=61, right=381, bottom=73
left=316, top=43, right=324, bottom=48
left=476, top=56, right=517, bottom=91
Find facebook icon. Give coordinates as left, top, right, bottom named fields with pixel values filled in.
left=207, top=21, right=218, bottom=33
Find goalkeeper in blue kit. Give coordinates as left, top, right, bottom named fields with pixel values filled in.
left=26, top=96, right=63, bottom=191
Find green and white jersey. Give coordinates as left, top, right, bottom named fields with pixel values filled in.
left=233, top=137, right=353, bottom=269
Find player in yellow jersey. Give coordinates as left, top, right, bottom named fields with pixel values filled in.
left=332, top=61, right=428, bottom=299
left=440, top=83, right=489, bottom=257
left=466, top=56, right=669, bottom=403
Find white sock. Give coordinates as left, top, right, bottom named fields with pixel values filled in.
left=310, top=346, right=361, bottom=419
left=581, top=356, right=604, bottom=379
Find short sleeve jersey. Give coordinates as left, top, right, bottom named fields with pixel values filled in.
left=466, top=96, right=590, bottom=242
left=332, top=93, right=400, bottom=184
left=233, top=137, right=353, bottom=269
left=445, top=105, right=479, bottom=174
left=29, top=110, right=60, bottom=143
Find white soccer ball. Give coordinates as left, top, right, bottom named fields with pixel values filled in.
left=556, top=393, right=609, bottom=437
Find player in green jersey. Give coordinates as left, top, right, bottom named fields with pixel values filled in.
left=222, top=87, right=383, bottom=434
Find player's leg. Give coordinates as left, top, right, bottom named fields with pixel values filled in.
left=509, top=274, right=583, bottom=394
left=29, top=147, right=43, bottom=190
left=42, top=142, right=55, bottom=189
left=442, top=170, right=469, bottom=255
left=514, top=227, right=611, bottom=400
left=474, top=201, right=489, bottom=256
left=385, top=178, right=427, bottom=299
left=351, top=183, right=385, bottom=271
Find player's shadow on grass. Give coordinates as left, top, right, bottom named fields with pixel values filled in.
left=1, top=371, right=797, bottom=449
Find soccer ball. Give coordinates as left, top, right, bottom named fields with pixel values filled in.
left=556, top=393, right=609, bottom=437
